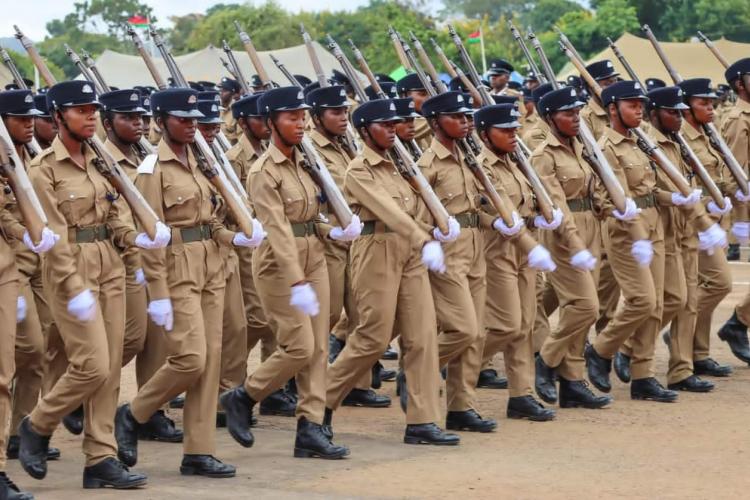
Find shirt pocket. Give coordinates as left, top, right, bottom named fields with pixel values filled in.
left=618, top=151, right=646, bottom=189
left=556, top=159, right=585, bottom=198
left=163, top=184, right=198, bottom=220
left=280, top=183, right=306, bottom=221
left=57, top=190, right=89, bottom=225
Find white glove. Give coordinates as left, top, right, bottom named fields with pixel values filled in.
left=67, top=289, right=96, bottom=323
left=570, top=249, right=597, bottom=271
left=698, top=223, right=728, bottom=255
left=134, top=268, right=146, bottom=285
left=493, top=211, right=524, bottom=236
left=147, top=298, right=174, bottom=331
left=612, top=198, right=640, bottom=221
left=732, top=221, right=750, bottom=245
left=631, top=239, right=654, bottom=267
left=330, top=214, right=363, bottom=242
left=233, top=218, right=267, bottom=248
left=708, top=196, right=733, bottom=215
left=534, top=208, right=564, bottom=231
left=671, top=189, right=701, bottom=207
left=528, top=244, right=557, bottom=272
left=16, top=296, right=26, bottom=323
left=135, top=221, right=171, bottom=249
left=421, top=240, right=446, bottom=273
left=432, top=216, right=461, bottom=243
left=736, top=188, right=750, bottom=203
left=290, top=283, right=319, bottom=316
left=22, top=227, right=60, bottom=254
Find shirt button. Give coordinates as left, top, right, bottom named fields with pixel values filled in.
left=177, top=196, right=182, bottom=201
left=69, top=194, right=75, bottom=199
left=405, top=197, right=409, bottom=201
left=392, top=172, right=397, bottom=176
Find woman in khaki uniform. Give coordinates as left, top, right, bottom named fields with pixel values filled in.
left=115, top=88, right=263, bottom=479
left=325, top=99, right=459, bottom=445
left=220, top=87, right=359, bottom=459
left=20, top=81, right=165, bottom=488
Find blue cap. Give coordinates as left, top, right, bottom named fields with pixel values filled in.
left=366, top=82, right=398, bottom=101
left=586, top=60, right=618, bottom=80
left=491, top=94, right=518, bottom=105
left=448, top=76, right=468, bottom=93
left=396, top=73, right=425, bottom=94
left=392, top=97, right=420, bottom=118
left=507, top=81, right=523, bottom=91
left=487, top=59, right=514, bottom=75
left=196, top=100, right=222, bottom=123
left=352, top=99, right=402, bottom=126
left=232, top=94, right=263, bottom=119
left=474, top=104, right=521, bottom=129
left=647, top=86, right=689, bottom=110
left=257, top=86, right=310, bottom=114
left=302, top=81, right=321, bottom=97
left=422, top=91, right=472, bottom=117
left=46, top=81, right=100, bottom=111
left=375, top=73, right=396, bottom=84
left=33, top=94, right=50, bottom=117
left=645, top=78, right=667, bottom=92
left=538, top=87, right=586, bottom=115
left=567, top=75, right=583, bottom=88
left=150, top=88, right=204, bottom=118
left=294, top=74, right=312, bottom=87
left=600, top=80, right=647, bottom=105
left=0, top=90, right=43, bottom=116
left=305, top=85, right=350, bottom=110
left=677, top=78, right=717, bottom=99
left=531, top=83, right=554, bottom=103
left=725, top=58, right=750, bottom=85
left=99, top=89, right=146, bottom=113
left=219, top=77, right=241, bottom=93
left=197, top=90, right=220, bottom=104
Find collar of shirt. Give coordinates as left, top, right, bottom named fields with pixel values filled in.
left=648, top=125, right=671, bottom=146
left=430, top=137, right=457, bottom=161
left=588, top=99, right=606, bottom=117
left=310, top=128, right=333, bottom=149
left=479, top=144, right=508, bottom=166
left=238, top=133, right=260, bottom=163
left=736, top=98, right=750, bottom=114
left=604, top=126, right=631, bottom=146
left=103, top=138, right=138, bottom=168
left=681, top=121, right=703, bottom=141
left=157, top=138, right=195, bottom=169
left=267, top=141, right=301, bottom=167
left=362, top=144, right=388, bottom=167
left=51, top=136, right=96, bottom=170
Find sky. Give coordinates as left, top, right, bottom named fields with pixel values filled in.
left=2, top=0, right=391, bottom=41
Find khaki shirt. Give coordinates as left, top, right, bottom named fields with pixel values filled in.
left=0, top=186, right=19, bottom=285
left=521, top=119, right=550, bottom=151
left=248, top=143, right=330, bottom=287
left=221, top=107, right=240, bottom=144
left=29, top=137, right=138, bottom=299
left=226, top=133, right=262, bottom=189
left=135, top=139, right=235, bottom=300
left=522, top=109, right=541, bottom=133
left=721, top=98, right=750, bottom=177
left=414, top=116, right=433, bottom=152
left=418, top=137, right=493, bottom=229
left=310, top=129, right=351, bottom=190
left=148, top=118, right=162, bottom=146
left=581, top=100, right=609, bottom=140
left=479, top=146, right=535, bottom=219
left=344, top=145, right=431, bottom=251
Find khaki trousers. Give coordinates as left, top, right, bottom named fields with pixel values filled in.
left=244, top=236, right=330, bottom=424
left=540, top=211, right=601, bottom=380
left=482, top=231, right=536, bottom=397
left=130, top=241, right=225, bottom=456
left=531, top=272, right=551, bottom=353
left=595, top=221, right=621, bottom=333
left=237, top=246, right=276, bottom=363
left=31, top=241, right=125, bottom=466
left=694, top=248, right=732, bottom=360
left=592, top=208, right=665, bottom=380
left=736, top=290, right=750, bottom=325
left=0, top=266, right=19, bottom=471
left=326, top=234, right=441, bottom=424
left=219, top=251, right=248, bottom=393
left=432, top=228, right=486, bottom=411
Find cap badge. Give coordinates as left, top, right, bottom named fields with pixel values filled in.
left=389, top=102, right=396, bottom=110
left=82, top=84, right=93, bottom=94
left=457, top=95, right=464, bottom=102
left=634, top=82, right=641, bottom=89
left=297, top=91, right=304, bottom=100
left=187, top=95, right=197, bottom=104
left=570, top=89, right=576, bottom=97
left=606, top=61, right=613, bottom=68
left=24, top=94, right=33, bottom=103
left=212, top=104, right=218, bottom=112
left=130, top=93, right=139, bottom=101
left=408, top=101, right=415, bottom=109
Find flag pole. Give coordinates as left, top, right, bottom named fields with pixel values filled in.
left=479, top=19, right=487, bottom=75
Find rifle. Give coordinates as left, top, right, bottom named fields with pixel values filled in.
left=15, top=25, right=160, bottom=239
left=1, top=48, right=43, bottom=157
left=221, top=40, right=251, bottom=94
left=607, top=35, right=727, bottom=209
left=235, top=22, right=353, bottom=227
left=558, top=29, right=694, bottom=199
left=641, top=25, right=749, bottom=197
left=145, top=26, right=256, bottom=237
left=508, top=22, right=547, bottom=84
left=696, top=31, right=730, bottom=69
left=528, top=29, right=629, bottom=213
left=328, top=35, right=450, bottom=234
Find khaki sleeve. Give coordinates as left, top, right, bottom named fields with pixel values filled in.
left=722, top=113, right=749, bottom=173
left=0, top=197, right=26, bottom=241
left=600, top=140, right=649, bottom=241
left=135, top=166, right=169, bottom=301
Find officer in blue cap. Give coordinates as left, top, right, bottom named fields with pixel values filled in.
left=220, top=85, right=357, bottom=460
left=487, top=58, right=514, bottom=95
left=218, top=77, right=241, bottom=143
left=391, top=97, right=422, bottom=159
left=581, top=60, right=620, bottom=140
left=196, top=97, right=222, bottom=145
left=32, top=93, right=56, bottom=149
left=365, top=81, right=398, bottom=101
left=0, top=89, right=43, bottom=157
left=645, top=77, right=667, bottom=92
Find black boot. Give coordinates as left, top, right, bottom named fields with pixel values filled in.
left=727, top=243, right=740, bottom=261
left=404, top=423, right=460, bottom=445
left=585, top=344, right=612, bottom=393
left=534, top=355, right=558, bottom=404
left=668, top=374, right=714, bottom=393
left=7, top=435, right=59, bottom=461
left=396, top=371, right=407, bottom=413
left=114, top=404, right=139, bottom=467
left=476, top=369, right=508, bottom=389
left=379, top=367, right=397, bottom=382
left=180, top=455, right=236, bottom=478
left=0, top=471, right=34, bottom=500
left=507, top=395, right=556, bottom=421
left=17, top=416, right=50, bottom=480
left=260, top=389, right=297, bottom=417
left=371, top=361, right=383, bottom=390
left=717, top=311, right=750, bottom=363
left=293, top=417, right=350, bottom=459
left=286, top=378, right=298, bottom=403
left=381, top=345, right=398, bottom=360
left=82, top=457, right=147, bottom=489
left=446, top=409, right=497, bottom=432
left=631, top=377, right=678, bottom=402
left=218, top=386, right=255, bottom=448
left=62, top=405, right=83, bottom=436
left=558, top=378, right=613, bottom=409
left=342, top=388, right=391, bottom=408
left=694, top=358, right=733, bottom=377
left=328, top=334, right=345, bottom=363
left=137, top=410, right=183, bottom=442
left=168, top=395, right=185, bottom=409
left=662, top=330, right=671, bottom=347
left=613, top=351, right=631, bottom=383
left=322, top=408, right=334, bottom=440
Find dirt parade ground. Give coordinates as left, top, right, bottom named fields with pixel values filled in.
left=7, top=260, right=750, bottom=499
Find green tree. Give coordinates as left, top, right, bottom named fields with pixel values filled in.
left=440, top=0, right=533, bottom=22
left=522, top=0, right=583, bottom=33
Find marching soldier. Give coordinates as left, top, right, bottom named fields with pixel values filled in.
left=530, top=88, right=613, bottom=409
left=678, top=78, right=738, bottom=374
left=32, top=94, right=55, bottom=151
left=325, top=99, right=459, bottom=444
left=393, top=97, right=422, bottom=160
left=114, top=88, right=263, bottom=478
left=220, top=87, right=359, bottom=459
left=20, top=80, right=167, bottom=488
left=520, top=83, right=554, bottom=150
left=487, top=59, right=515, bottom=96
left=397, top=74, right=432, bottom=151
left=218, top=77, right=241, bottom=144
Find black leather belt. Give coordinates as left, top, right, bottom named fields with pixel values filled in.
left=72, top=225, right=110, bottom=243
left=175, top=224, right=211, bottom=244
left=567, top=197, right=593, bottom=212
left=633, top=193, right=656, bottom=209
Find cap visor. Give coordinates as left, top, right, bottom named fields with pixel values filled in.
left=169, top=110, right=204, bottom=118
left=491, top=121, right=522, bottom=129
left=439, top=106, right=472, bottom=114
left=277, top=104, right=312, bottom=111
left=557, top=101, right=586, bottom=111
left=198, top=117, right=222, bottom=124
left=6, top=109, right=44, bottom=116
left=371, top=116, right=404, bottom=123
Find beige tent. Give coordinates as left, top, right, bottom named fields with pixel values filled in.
left=84, top=41, right=361, bottom=89
left=558, top=32, right=750, bottom=85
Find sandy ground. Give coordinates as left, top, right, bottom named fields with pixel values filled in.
left=7, top=261, right=750, bottom=499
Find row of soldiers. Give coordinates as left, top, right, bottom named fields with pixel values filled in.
left=1, top=39, right=750, bottom=499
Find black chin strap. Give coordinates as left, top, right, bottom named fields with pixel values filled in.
left=267, top=115, right=296, bottom=149
left=55, top=108, right=88, bottom=143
